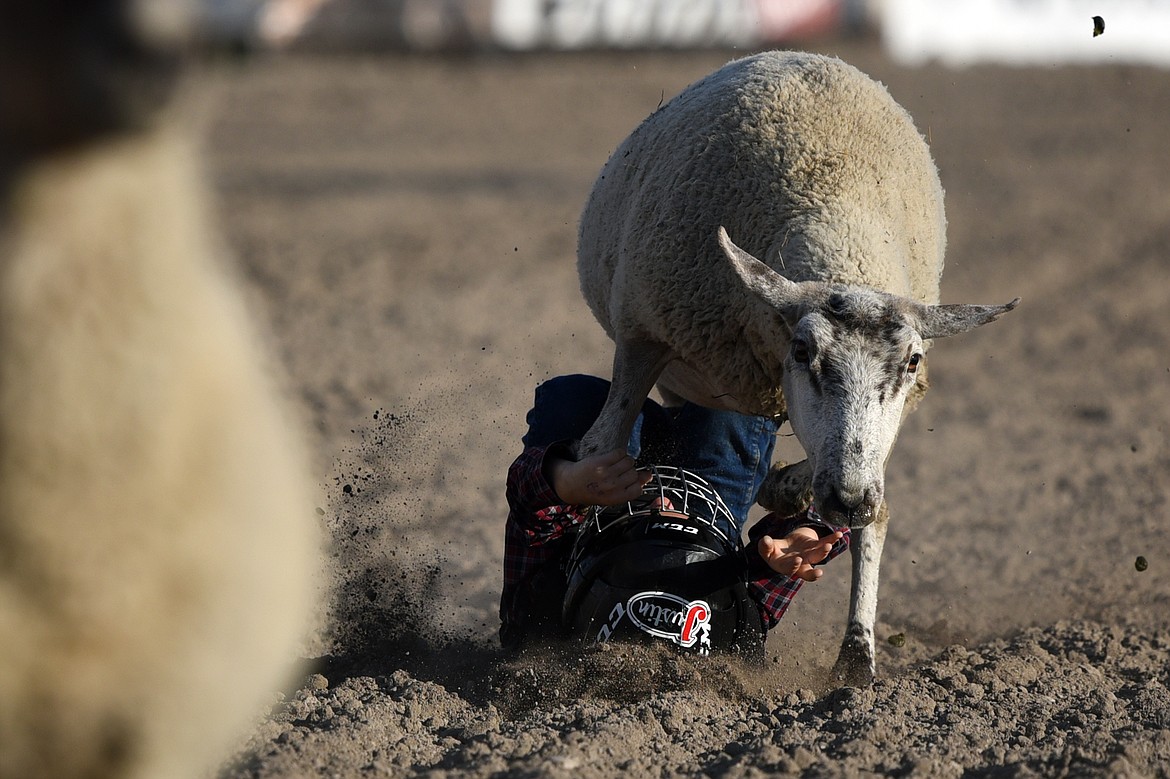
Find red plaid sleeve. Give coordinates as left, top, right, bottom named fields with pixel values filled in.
left=499, top=443, right=588, bottom=632
left=744, top=508, right=850, bottom=629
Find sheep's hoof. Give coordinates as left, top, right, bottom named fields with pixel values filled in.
left=756, top=459, right=813, bottom=514
left=831, top=636, right=876, bottom=687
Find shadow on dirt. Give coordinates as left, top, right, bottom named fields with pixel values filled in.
left=309, top=557, right=766, bottom=720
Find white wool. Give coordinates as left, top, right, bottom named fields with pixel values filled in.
left=578, top=50, right=945, bottom=419
left=0, top=125, right=319, bottom=778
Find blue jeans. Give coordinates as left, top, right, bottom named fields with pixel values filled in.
left=522, top=374, right=778, bottom=534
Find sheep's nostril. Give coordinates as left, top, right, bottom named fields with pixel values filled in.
left=817, top=485, right=879, bottom=528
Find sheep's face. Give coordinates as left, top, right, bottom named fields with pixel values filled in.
left=717, top=225, right=1019, bottom=529
left=781, top=290, right=924, bottom=528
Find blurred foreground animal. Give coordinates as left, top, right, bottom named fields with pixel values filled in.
left=0, top=2, right=319, bottom=777
left=577, top=51, right=1017, bottom=686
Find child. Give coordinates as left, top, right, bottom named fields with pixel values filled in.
left=500, top=374, right=848, bottom=650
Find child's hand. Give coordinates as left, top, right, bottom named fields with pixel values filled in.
left=548, top=449, right=650, bottom=506
left=757, top=526, right=844, bottom=582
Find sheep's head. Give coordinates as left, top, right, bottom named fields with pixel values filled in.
left=719, top=226, right=1018, bottom=528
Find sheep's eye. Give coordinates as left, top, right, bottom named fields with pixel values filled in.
left=906, top=353, right=922, bottom=374
left=792, top=342, right=811, bottom=366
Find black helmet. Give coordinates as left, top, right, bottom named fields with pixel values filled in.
left=561, top=465, right=763, bottom=657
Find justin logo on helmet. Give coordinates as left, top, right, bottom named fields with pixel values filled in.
left=623, top=592, right=713, bottom=652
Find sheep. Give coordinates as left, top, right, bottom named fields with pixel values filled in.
left=576, top=50, right=1017, bottom=686
left=0, top=2, right=319, bottom=777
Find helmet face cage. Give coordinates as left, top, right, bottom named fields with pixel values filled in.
left=578, top=464, right=739, bottom=550
left=562, top=466, right=760, bottom=656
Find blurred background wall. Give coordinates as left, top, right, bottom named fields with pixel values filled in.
left=194, top=0, right=1170, bottom=68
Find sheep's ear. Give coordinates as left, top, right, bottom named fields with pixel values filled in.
left=718, top=226, right=802, bottom=311
left=914, top=298, right=1021, bottom=339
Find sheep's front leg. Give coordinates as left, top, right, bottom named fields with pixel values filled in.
left=576, top=339, right=671, bottom=459
left=832, top=502, right=889, bottom=687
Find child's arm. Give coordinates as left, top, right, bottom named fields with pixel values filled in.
left=744, top=511, right=851, bottom=629
left=756, top=526, right=845, bottom=581
left=505, top=444, right=649, bottom=530
left=545, top=448, right=651, bottom=506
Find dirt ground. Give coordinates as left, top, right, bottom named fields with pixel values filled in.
left=204, top=38, right=1170, bottom=777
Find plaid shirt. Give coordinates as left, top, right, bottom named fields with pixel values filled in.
left=743, top=506, right=850, bottom=629
left=500, top=443, right=850, bottom=642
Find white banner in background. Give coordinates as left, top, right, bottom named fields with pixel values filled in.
left=491, top=0, right=841, bottom=50
left=883, top=0, right=1170, bottom=68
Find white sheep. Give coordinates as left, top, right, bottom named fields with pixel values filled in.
left=576, top=50, right=1017, bottom=685
left=0, top=5, right=319, bottom=776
